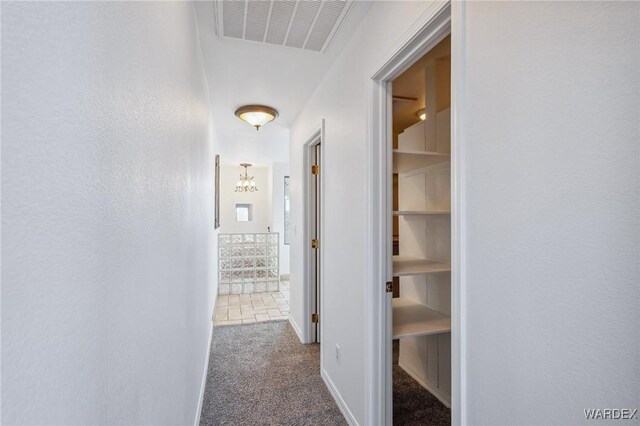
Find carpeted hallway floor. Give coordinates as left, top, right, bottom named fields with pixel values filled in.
left=199, top=320, right=346, bottom=426
left=200, top=321, right=450, bottom=426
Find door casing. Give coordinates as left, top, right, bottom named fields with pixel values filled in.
left=302, top=121, right=325, bottom=345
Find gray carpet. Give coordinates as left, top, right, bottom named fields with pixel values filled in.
left=393, top=340, right=451, bottom=426
left=200, top=320, right=347, bottom=426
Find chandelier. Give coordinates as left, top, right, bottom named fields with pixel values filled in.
left=235, top=163, right=258, bottom=192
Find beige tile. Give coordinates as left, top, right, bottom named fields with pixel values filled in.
left=217, top=296, right=229, bottom=306
left=214, top=312, right=228, bottom=321
left=250, top=293, right=263, bottom=300
left=228, top=296, right=240, bottom=306
left=255, top=313, right=270, bottom=322
left=242, top=318, right=257, bottom=324
left=229, top=311, right=255, bottom=320
left=253, top=308, right=267, bottom=315
left=240, top=294, right=251, bottom=301
left=272, top=293, right=284, bottom=300
left=267, top=309, right=282, bottom=317
left=241, top=308, right=255, bottom=316
left=252, top=300, right=266, bottom=309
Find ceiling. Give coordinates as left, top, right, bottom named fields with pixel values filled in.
left=218, top=0, right=352, bottom=52
left=194, top=0, right=371, bottom=165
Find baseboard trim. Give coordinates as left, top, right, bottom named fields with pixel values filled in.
left=288, top=315, right=304, bottom=343
left=321, top=369, right=359, bottom=426
left=398, top=359, right=451, bottom=408
left=194, top=321, right=214, bottom=426
left=210, top=291, right=218, bottom=322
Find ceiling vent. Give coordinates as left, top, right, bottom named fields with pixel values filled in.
left=216, top=0, right=353, bottom=53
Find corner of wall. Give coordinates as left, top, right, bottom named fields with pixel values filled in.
left=288, top=315, right=304, bottom=343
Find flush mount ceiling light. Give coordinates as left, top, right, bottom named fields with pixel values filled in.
left=235, top=163, right=258, bottom=192
left=234, top=105, right=279, bottom=130
left=416, top=108, right=427, bottom=121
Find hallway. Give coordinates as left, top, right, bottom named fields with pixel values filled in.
left=1, top=1, right=638, bottom=425
left=199, top=321, right=345, bottom=425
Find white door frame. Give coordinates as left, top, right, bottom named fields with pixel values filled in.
left=365, top=2, right=467, bottom=425
left=302, top=121, right=325, bottom=345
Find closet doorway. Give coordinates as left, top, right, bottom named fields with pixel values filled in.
left=367, top=2, right=465, bottom=425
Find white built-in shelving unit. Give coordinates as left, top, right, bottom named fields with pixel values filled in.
left=391, top=54, right=452, bottom=408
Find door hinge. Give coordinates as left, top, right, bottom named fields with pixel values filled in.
left=311, top=164, right=319, bottom=175
left=311, top=239, right=319, bottom=249
left=312, top=313, right=319, bottom=323
left=386, top=281, right=393, bottom=293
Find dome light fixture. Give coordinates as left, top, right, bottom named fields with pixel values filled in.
left=234, top=105, right=279, bottom=130
left=416, top=108, right=427, bottom=121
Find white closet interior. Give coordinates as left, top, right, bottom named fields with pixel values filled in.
left=391, top=36, right=452, bottom=416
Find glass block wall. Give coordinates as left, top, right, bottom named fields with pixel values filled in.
left=218, top=233, right=279, bottom=294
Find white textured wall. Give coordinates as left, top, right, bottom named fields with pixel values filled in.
left=289, top=2, right=439, bottom=423
left=290, top=1, right=639, bottom=424
left=271, top=162, right=291, bottom=274
left=219, top=165, right=271, bottom=234
left=219, top=163, right=289, bottom=274
left=462, top=2, right=639, bottom=424
left=1, top=2, right=217, bottom=425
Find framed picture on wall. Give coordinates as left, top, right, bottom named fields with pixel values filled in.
left=215, top=154, right=220, bottom=229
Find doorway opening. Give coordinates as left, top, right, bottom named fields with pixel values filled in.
left=390, top=32, right=452, bottom=425
left=213, top=161, right=291, bottom=325
left=367, top=2, right=465, bottom=425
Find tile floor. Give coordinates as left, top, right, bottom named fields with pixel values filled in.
left=214, top=280, right=290, bottom=325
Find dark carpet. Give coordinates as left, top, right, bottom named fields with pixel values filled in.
left=393, top=340, right=451, bottom=426
left=200, top=321, right=347, bottom=426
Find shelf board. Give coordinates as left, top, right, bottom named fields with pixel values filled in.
left=393, top=297, right=451, bottom=339
left=393, top=149, right=450, bottom=173
left=393, top=256, right=451, bottom=276
left=394, top=210, right=450, bottom=216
